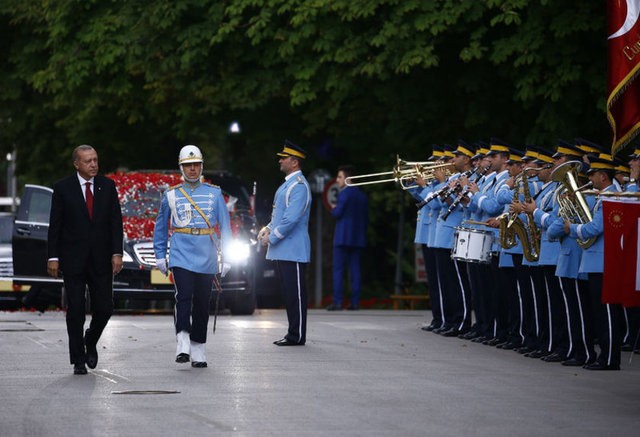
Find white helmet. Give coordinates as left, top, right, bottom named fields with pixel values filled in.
left=178, top=145, right=204, bottom=165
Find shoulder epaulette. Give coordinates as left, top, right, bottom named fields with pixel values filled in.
left=203, top=182, right=220, bottom=189
left=167, top=183, right=182, bottom=190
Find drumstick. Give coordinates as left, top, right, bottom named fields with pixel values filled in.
left=462, top=220, right=491, bottom=226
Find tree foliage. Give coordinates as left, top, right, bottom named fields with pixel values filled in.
left=0, top=0, right=608, bottom=295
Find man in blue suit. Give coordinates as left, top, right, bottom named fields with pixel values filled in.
left=327, top=165, right=368, bottom=311
left=259, top=140, right=312, bottom=346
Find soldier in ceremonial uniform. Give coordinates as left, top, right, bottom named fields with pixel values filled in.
left=545, top=141, right=596, bottom=366
left=259, top=140, right=312, bottom=346
left=412, top=146, right=445, bottom=332
left=563, top=155, right=624, bottom=370
left=429, top=142, right=473, bottom=337
left=154, top=145, right=232, bottom=368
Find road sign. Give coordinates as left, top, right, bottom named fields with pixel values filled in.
left=322, top=178, right=340, bottom=212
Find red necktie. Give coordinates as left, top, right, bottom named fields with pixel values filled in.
left=85, top=182, right=94, bottom=219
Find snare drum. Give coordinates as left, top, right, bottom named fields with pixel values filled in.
left=451, top=227, right=494, bottom=263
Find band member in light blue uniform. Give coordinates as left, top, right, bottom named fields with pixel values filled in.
left=154, top=145, right=232, bottom=368
left=564, top=155, right=624, bottom=370
left=259, top=140, right=312, bottom=346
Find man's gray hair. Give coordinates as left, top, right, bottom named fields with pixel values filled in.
left=72, top=145, right=95, bottom=161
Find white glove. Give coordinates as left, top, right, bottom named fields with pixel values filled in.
left=156, top=258, right=168, bottom=275
left=220, top=262, right=231, bottom=278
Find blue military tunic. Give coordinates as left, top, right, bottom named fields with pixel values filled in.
left=266, top=170, right=312, bottom=263
left=154, top=182, right=232, bottom=274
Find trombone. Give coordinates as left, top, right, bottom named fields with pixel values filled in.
left=345, top=155, right=453, bottom=190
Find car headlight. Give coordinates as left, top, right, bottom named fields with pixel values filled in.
left=226, top=240, right=251, bottom=264
left=122, top=250, right=134, bottom=263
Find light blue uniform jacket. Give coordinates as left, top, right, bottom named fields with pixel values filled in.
left=409, top=183, right=436, bottom=245
left=154, top=182, right=232, bottom=274
left=432, top=173, right=466, bottom=250
left=266, top=171, right=312, bottom=263
left=546, top=190, right=593, bottom=280
left=569, top=184, right=619, bottom=274
left=531, top=181, right=560, bottom=266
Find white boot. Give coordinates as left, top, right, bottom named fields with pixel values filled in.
left=190, top=341, right=207, bottom=368
left=175, top=331, right=190, bottom=363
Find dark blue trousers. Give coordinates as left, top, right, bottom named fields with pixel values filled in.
left=277, top=260, right=307, bottom=344
left=172, top=267, right=215, bottom=344
left=332, top=245, right=363, bottom=307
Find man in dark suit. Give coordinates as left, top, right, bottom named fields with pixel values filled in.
left=327, top=165, right=368, bottom=310
left=47, top=145, right=123, bottom=375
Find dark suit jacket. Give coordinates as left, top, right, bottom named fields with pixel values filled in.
left=331, top=186, right=368, bottom=248
left=47, top=174, right=123, bottom=275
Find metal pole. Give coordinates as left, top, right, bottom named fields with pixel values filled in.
left=394, top=190, right=404, bottom=294
left=7, top=148, right=17, bottom=212
left=314, top=194, right=323, bottom=307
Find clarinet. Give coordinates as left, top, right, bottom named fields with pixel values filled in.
left=416, top=169, right=474, bottom=210
left=442, top=166, right=490, bottom=220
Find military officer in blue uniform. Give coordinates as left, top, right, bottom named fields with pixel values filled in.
left=154, top=145, right=232, bottom=368
left=259, top=140, right=312, bottom=346
left=415, top=146, right=448, bottom=332
left=564, top=155, right=624, bottom=370
left=327, top=165, right=368, bottom=311
left=546, top=141, right=596, bottom=366
left=429, top=142, right=473, bottom=337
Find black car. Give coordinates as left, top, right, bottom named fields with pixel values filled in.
left=11, top=172, right=280, bottom=314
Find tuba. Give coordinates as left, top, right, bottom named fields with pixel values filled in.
left=550, top=161, right=596, bottom=249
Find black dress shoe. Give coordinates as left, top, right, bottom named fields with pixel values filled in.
left=460, top=331, right=477, bottom=340
left=525, top=350, right=549, bottom=359
left=433, top=326, right=450, bottom=334
left=421, top=324, right=437, bottom=332
left=347, top=305, right=359, bottom=311
left=515, top=346, right=535, bottom=354
left=74, top=363, right=88, bottom=375
left=274, top=338, right=305, bottom=346
left=440, top=328, right=461, bottom=337
left=176, top=353, right=190, bottom=363
left=471, top=335, right=487, bottom=343
left=497, top=341, right=519, bottom=350
left=84, top=329, right=98, bottom=369
left=583, top=362, right=620, bottom=371
left=561, top=358, right=585, bottom=366
left=542, top=352, right=566, bottom=363
left=484, top=338, right=502, bottom=346
left=191, top=361, right=207, bottom=368
left=621, top=343, right=633, bottom=352
left=326, top=304, right=343, bottom=311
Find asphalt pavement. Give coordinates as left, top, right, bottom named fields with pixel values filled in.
left=1, top=309, right=638, bottom=436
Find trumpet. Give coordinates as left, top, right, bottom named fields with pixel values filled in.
left=345, top=156, right=453, bottom=189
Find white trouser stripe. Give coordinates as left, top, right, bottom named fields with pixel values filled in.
left=517, top=277, right=524, bottom=342
left=453, top=260, right=467, bottom=331
left=605, top=304, right=613, bottom=365
left=574, top=280, right=591, bottom=362
left=296, top=262, right=303, bottom=342
left=558, top=278, right=573, bottom=356
left=543, top=275, right=552, bottom=351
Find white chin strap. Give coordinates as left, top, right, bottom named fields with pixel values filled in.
left=180, top=163, right=202, bottom=183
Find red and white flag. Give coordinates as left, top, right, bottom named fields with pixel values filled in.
left=602, top=198, right=640, bottom=307
left=607, top=0, right=640, bottom=156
